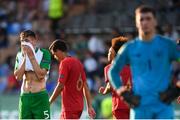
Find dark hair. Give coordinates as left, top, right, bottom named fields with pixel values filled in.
left=111, top=36, right=128, bottom=53
left=49, top=39, right=68, bottom=52
left=20, top=30, right=36, bottom=39
left=135, top=5, right=156, bottom=18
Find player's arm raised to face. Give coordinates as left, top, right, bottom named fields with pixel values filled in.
left=108, top=44, right=129, bottom=90
left=30, top=56, right=47, bottom=79
left=49, top=82, right=64, bottom=104
left=27, top=48, right=51, bottom=80
left=14, top=54, right=26, bottom=80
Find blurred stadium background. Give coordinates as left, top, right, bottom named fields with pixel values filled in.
left=0, top=0, right=179, bottom=119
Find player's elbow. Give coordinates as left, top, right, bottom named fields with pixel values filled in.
left=14, top=71, right=22, bottom=81
left=36, top=69, right=47, bottom=80
left=57, top=82, right=64, bottom=91
left=108, top=67, right=115, bottom=81
left=37, top=75, right=44, bottom=80
left=14, top=75, right=21, bottom=81
left=108, top=68, right=121, bottom=89
left=37, top=73, right=46, bottom=80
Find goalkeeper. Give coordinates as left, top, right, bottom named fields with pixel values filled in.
left=108, top=5, right=180, bottom=119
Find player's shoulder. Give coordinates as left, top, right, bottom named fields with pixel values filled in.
left=40, top=48, right=50, bottom=53
left=156, top=35, right=176, bottom=47
left=120, top=39, right=136, bottom=51
left=125, top=38, right=138, bottom=46
left=156, top=35, right=174, bottom=43
left=16, top=50, right=22, bottom=56
left=63, top=56, right=78, bottom=63
left=39, top=48, right=51, bottom=56
left=17, top=50, right=21, bottom=54
left=70, top=57, right=83, bottom=65
left=63, top=57, right=82, bottom=67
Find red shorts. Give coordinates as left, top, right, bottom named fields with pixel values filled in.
left=60, top=111, right=82, bottom=119
left=112, top=109, right=130, bottom=119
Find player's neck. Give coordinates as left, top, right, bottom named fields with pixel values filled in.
left=62, top=52, right=68, bottom=59
left=139, top=31, right=155, bottom=41
left=59, top=52, right=68, bottom=61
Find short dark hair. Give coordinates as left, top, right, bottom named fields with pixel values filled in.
left=20, top=30, right=36, bottom=39
left=49, top=39, right=68, bottom=52
left=111, top=36, right=128, bottom=53
left=135, top=5, right=156, bottom=18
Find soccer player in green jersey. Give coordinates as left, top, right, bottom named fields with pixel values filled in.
left=14, top=30, right=51, bottom=119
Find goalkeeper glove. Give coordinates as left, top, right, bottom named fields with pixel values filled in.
left=121, top=91, right=141, bottom=108
left=159, top=85, right=180, bottom=104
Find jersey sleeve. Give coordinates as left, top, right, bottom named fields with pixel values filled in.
left=108, top=43, right=129, bottom=89
left=14, top=54, right=19, bottom=71
left=14, top=52, right=21, bottom=71
left=40, top=49, right=51, bottom=70
left=58, top=61, right=69, bottom=84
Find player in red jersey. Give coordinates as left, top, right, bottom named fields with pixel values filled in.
left=49, top=40, right=96, bottom=119
left=99, top=36, right=132, bottom=119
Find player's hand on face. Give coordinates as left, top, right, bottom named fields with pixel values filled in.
left=98, top=86, right=105, bottom=94
left=26, top=46, right=35, bottom=59
left=116, top=86, right=128, bottom=96
left=88, top=106, right=96, bottom=119
left=21, top=45, right=28, bottom=56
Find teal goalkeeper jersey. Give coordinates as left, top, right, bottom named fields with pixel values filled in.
left=108, top=35, right=180, bottom=106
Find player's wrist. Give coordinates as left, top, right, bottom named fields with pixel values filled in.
left=29, top=57, right=35, bottom=61
left=98, top=86, right=105, bottom=94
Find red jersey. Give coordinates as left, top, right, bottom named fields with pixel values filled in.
left=58, top=57, right=86, bottom=112
left=104, top=64, right=132, bottom=111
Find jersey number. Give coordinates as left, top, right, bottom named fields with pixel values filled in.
left=76, top=74, right=83, bottom=91
left=44, top=110, right=50, bottom=119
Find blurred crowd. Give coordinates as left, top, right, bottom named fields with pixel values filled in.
left=0, top=0, right=179, bottom=100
